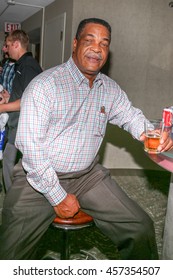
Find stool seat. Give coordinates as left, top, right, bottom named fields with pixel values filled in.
left=51, top=210, right=94, bottom=259
left=53, top=210, right=93, bottom=225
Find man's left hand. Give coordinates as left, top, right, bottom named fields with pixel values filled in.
left=140, top=131, right=173, bottom=152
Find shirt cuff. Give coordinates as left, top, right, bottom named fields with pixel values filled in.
left=44, top=185, right=67, bottom=206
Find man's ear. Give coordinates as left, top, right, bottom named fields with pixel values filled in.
left=72, top=38, right=77, bottom=53
left=13, top=40, right=19, bottom=49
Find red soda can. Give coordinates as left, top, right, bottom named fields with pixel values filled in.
left=162, top=108, right=173, bottom=127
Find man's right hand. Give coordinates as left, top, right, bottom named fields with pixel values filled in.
left=2, top=89, right=10, bottom=103
left=0, top=93, right=5, bottom=104
left=53, top=193, right=80, bottom=218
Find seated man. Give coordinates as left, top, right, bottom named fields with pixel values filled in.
left=0, top=18, right=173, bottom=260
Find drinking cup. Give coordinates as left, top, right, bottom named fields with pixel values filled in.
left=144, top=120, right=163, bottom=154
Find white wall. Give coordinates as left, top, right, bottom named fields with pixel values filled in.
left=22, top=0, right=73, bottom=63
left=71, top=0, right=173, bottom=169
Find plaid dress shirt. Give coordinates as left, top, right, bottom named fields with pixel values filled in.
left=16, top=57, right=147, bottom=205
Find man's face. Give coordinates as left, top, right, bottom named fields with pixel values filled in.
left=5, top=39, right=17, bottom=60
left=2, top=44, right=7, bottom=54
left=2, top=43, right=9, bottom=58
left=72, top=23, right=110, bottom=81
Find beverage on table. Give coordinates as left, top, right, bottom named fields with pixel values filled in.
left=144, top=120, right=163, bottom=154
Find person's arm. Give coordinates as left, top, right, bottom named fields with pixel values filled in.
left=108, top=84, right=147, bottom=140
left=0, top=99, right=20, bottom=113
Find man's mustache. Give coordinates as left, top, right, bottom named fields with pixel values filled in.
left=86, top=52, right=102, bottom=60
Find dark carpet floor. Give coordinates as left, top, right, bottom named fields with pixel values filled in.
left=0, top=168, right=170, bottom=260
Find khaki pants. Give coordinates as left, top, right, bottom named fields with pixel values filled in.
left=0, top=159, right=158, bottom=260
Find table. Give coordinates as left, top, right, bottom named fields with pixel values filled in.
left=148, top=150, right=173, bottom=259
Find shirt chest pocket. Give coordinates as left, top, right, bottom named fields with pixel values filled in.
left=94, top=111, right=108, bottom=137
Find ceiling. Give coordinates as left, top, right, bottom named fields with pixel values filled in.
left=0, top=0, right=55, bottom=35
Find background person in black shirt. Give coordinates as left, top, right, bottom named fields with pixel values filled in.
left=0, top=30, right=42, bottom=192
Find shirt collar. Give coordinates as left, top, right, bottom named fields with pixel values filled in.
left=66, top=56, right=103, bottom=87
left=15, top=52, right=33, bottom=70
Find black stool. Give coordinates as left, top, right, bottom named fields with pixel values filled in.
left=51, top=210, right=94, bottom=259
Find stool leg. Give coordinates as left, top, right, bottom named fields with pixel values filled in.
left=61, top=230, right=70, bottom=260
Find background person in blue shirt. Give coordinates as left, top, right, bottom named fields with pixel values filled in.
left=0, top=40, right=15, bottom=95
